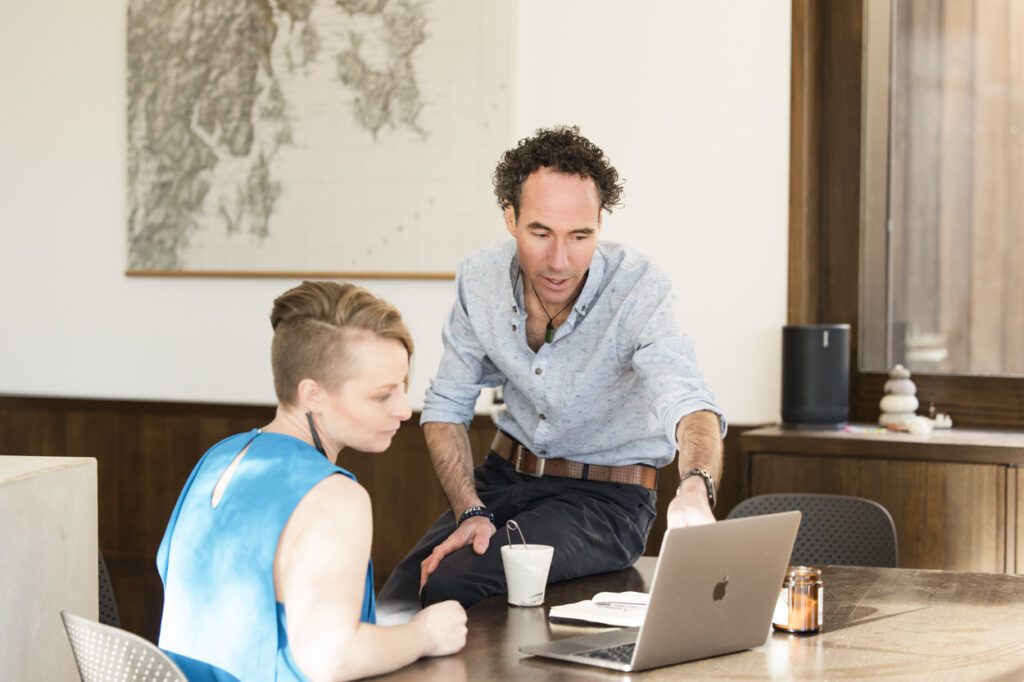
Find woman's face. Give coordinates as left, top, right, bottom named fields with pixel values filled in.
left=317, top=332, right=413, bottom=454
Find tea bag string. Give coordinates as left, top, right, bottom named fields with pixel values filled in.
left=506, top=519, right=528, bottom=550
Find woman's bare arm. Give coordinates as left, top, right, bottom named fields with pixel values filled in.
left=276, top=475, right=466, bottom=682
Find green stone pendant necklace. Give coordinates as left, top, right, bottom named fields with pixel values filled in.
left=530, top=280, right=577, bottom=344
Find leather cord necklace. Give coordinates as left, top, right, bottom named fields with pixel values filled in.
left=529, top=279, right=579, bottom=343
left=305, top=412, right=328, bottom=458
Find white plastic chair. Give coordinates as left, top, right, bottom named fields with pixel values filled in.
left=60, top=611, right=186, bottom=682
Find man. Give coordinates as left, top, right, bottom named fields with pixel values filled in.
left=379, top=125, right=725, bottom=609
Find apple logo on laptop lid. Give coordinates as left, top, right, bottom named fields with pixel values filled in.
left=713, top=575, right=729, bottom=601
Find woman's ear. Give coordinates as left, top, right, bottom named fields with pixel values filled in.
left=296, top=378, right=322, bottom=413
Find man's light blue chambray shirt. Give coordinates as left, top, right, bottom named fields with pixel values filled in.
left=421, top=240, right=726, bottom=469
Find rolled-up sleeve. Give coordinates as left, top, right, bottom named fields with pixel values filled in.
left=421, top=264, right=505, bottom=427
left=629, top=283, right=727, bottom=446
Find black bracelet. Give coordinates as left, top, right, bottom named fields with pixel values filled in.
left=458, top=505, right=495, bottom=527
left=679, top=467, right=717, bottom=509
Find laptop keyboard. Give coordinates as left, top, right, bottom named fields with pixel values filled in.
left=577, top=642, right=636, bottom=664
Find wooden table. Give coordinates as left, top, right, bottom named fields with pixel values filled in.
left=379, top=557, right=1024, bottom=680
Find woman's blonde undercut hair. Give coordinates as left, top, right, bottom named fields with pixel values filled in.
left=270, top=281, right=413, bottom=406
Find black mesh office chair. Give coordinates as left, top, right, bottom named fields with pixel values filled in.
left=727, top=493, right=899, bottom=567
left=98, top=550, right=121, bottom=627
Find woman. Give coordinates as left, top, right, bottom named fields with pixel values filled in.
left=156, top=281, right=466, bottom=681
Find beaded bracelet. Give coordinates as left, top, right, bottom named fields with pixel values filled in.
left=458, top=505, right=496, bottom=527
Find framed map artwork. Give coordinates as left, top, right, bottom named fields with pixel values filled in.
left=127, top=0, right=514, bottom=279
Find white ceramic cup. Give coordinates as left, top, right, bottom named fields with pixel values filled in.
left=500, top=543, right=554, bottom=606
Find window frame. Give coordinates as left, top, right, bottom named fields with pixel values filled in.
left=788, top=0, right=1024, bottom=429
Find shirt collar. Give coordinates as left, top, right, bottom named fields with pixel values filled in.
left=505, top=240, right=605, bottom=317
left=574, top=245, right=605, bottom=316
left=506, top=243, right=525, bottom=311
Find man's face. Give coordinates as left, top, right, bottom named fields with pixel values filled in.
left=504, top=167, right=602, bottom=310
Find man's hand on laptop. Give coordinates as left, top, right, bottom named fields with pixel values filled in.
left=666, top=477, right=716, bottom=528
left=420, top=516, right=496, bottom=591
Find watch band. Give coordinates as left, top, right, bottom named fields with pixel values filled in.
left=457, top=505, right=496, bottom=527
left=679, top=468, right=717, bottom=509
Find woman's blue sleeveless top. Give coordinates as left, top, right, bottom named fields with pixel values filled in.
left=156, top=430, right=375, bottom=681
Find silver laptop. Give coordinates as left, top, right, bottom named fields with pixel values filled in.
left=519, top=511, right=801, bottom=672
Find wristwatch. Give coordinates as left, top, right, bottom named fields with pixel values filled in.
left=678, top=468, right=717, bottom=509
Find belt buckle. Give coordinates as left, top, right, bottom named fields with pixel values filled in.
left=514, top=447, right=545, bottom=477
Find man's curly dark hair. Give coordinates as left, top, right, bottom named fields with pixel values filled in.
left=493, top=125, right=624, bottom=217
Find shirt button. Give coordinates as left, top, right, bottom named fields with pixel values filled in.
left=539, top=413, right=546, bottom=420
left=512, top=306, right=518, bottom=313
left=535, top=368, right=542, bottom=375
left=512, top=324, right=517, bottom=331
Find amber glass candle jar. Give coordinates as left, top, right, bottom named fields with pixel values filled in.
left=772, top=566, right=823, bottom=633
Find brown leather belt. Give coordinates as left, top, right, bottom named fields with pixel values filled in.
left=491, top=431, right=657, bottom=491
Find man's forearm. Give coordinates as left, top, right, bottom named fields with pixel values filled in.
left=423, top=421, right=482, bottom=517
left=675, top=410, right=723, bottom=485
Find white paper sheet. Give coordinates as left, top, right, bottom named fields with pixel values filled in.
left=547, top=591, right=650, bottom=627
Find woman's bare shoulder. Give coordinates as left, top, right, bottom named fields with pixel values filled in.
left=298, top=473, right=371, bottom=521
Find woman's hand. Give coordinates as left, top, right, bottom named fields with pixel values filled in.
left=413, top=600, right=468, bottom=657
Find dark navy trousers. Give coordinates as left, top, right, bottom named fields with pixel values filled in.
left=378, top=452, right=658, bottom=609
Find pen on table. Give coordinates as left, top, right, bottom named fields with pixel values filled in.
left=593, top=600, right=645, bottom=610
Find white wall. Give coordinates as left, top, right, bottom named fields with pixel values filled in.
left=515, top=1, right=791, bottom=424
left=0, top=1, right=789, bottom=424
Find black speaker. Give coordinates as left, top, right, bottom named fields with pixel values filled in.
left=781, top=324, right=850, bottom=429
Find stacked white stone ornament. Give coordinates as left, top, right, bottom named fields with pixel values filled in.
left=878, top=365, right=920, bottom=431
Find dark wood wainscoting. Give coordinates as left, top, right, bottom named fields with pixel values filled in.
left=0, top=395, right=752, bottom=642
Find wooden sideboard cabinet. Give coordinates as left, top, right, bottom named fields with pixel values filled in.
left=739, top=426, right=1024, bottom=573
